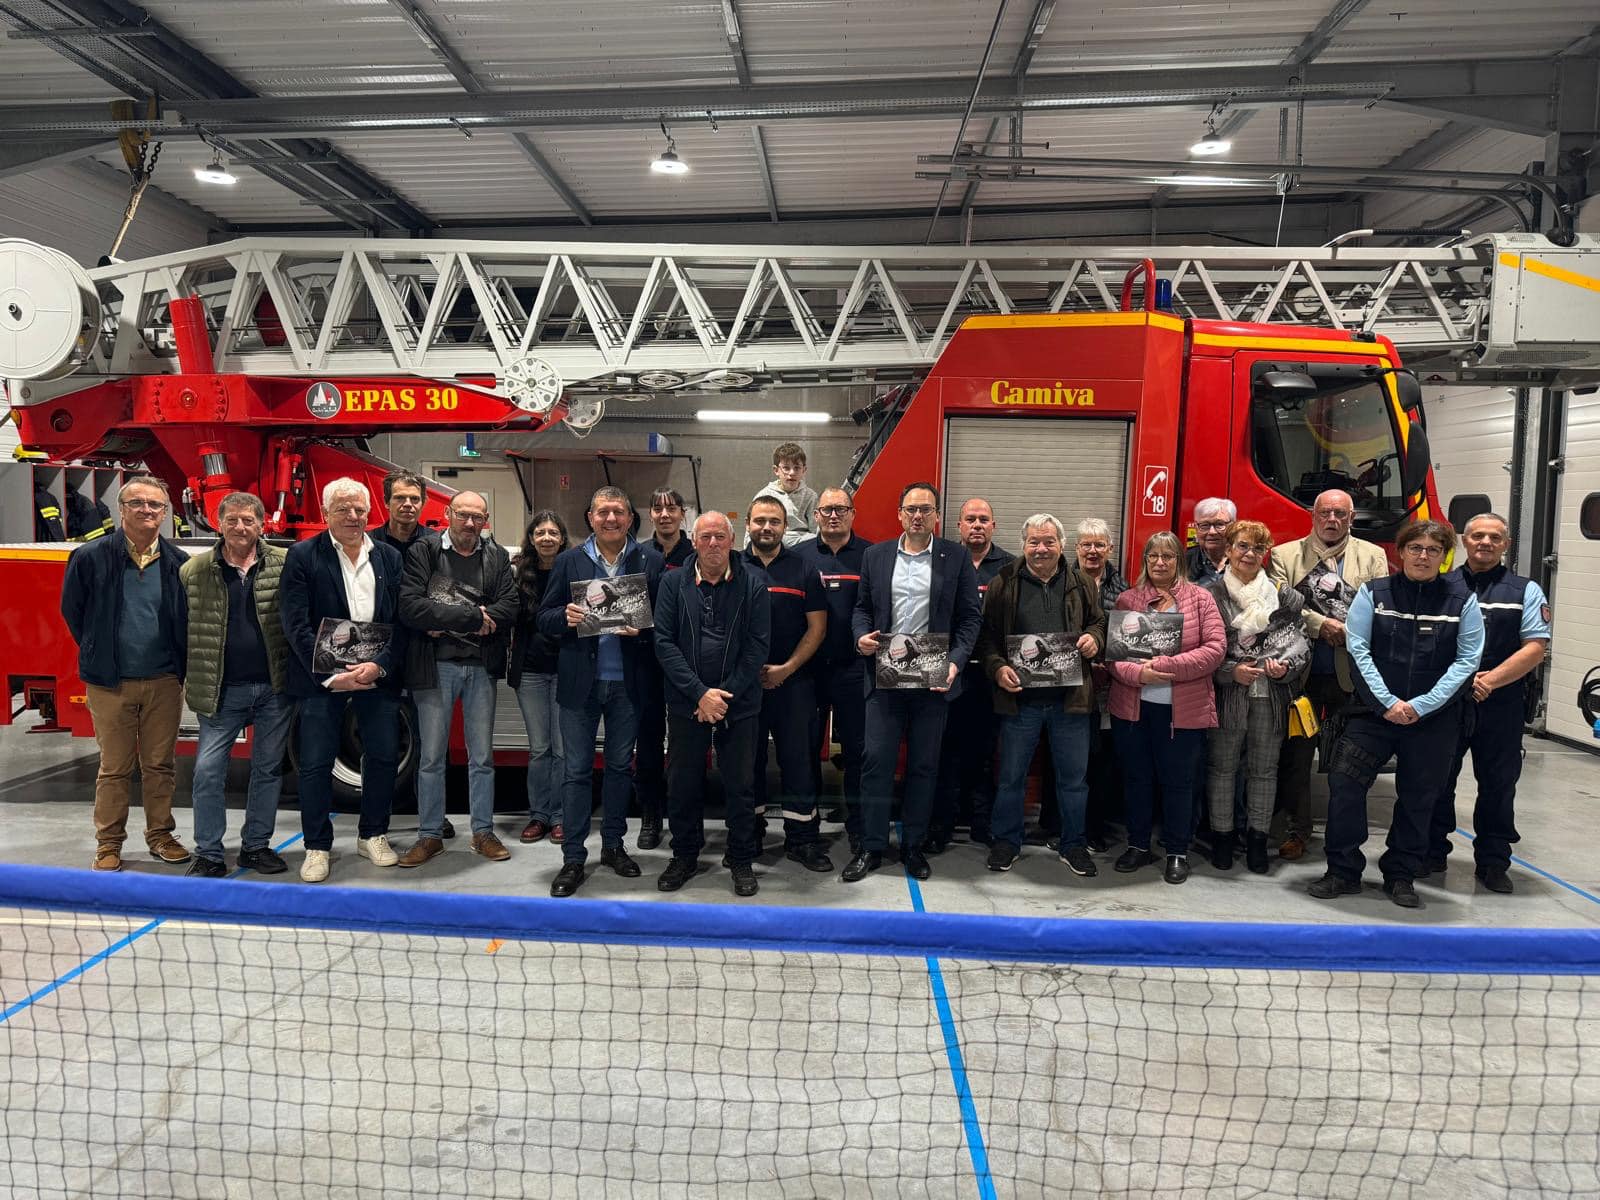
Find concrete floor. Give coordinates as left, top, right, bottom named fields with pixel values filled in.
left=2, top=715, right=1598, bottom=1198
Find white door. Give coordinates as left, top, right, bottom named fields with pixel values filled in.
left=1543, top=390, right=1600, bottom=746
left=942, top=417, right=1130, bottom=554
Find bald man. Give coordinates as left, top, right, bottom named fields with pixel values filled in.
left=398, top=490, right=520, bottom=866
left=1268, top=489, right=1390, bottom=860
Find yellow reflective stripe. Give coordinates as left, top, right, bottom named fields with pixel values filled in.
left=963, top=312, right=1186, bottom=333
left=79, top=527, right=107, bottom=541
left=0, top=547, right=72, bottom=562
left=1192, top=332, right=1389, bottom=357
left=39, top=506, right=60, bottom=518
left=1522, top=256, right=1600, bottom=295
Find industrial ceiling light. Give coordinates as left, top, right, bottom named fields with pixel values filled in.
left=1188, top=121, right=1231, bottom=158
left=193, top=149, right=237, bottom=186
left=651, top=118, right=689, bottom=175
left=696, top=409, right=831, bottom=425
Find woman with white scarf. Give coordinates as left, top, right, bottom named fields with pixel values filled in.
left=1204, top=520, right=1310, bottom=873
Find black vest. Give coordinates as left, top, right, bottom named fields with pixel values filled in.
left=1354, top=572, right=1472, bottom=715
left=1458, top=563, right=1530, bottom=674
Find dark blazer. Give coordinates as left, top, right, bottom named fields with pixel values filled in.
left=653, top=553, right=771, bottom=722
left=536, top=537, right=665, bottom=709
left=398, top=533, right=520, bottom=687
left=851, top=535, right=982, bottom=701
left=279, top=534, right=407, bottom=698
left=60, top=532, right=189, bottom=688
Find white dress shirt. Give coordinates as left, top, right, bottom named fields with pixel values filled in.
left=331, top=531, right=377, bottom=621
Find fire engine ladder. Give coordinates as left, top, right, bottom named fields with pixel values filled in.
left=10, top=235, right=1514, bottom=401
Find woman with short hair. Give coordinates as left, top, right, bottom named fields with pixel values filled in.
left=1106, top=531, right=1227, bottom=884
left=1204, top=520, right=1310, bottom=874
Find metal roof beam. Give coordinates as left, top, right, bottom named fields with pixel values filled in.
left=750, top=125, right=779, bottom=221
left=721, top=0, right=752, bottom=86
left=963, top=0, right=1057, bottom=218
left=5, top=0, right=434, bottom=231
left=3, top=58, right=1555, bottom=136
left=385, top=0, right=592, bottom=225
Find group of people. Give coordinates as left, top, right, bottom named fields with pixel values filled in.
left=60, top=441, right=1548, bottom=910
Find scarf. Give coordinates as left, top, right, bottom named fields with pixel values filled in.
left=1222, top=565, right=1278, bottom=638
left=1300, top=531, right=1350, bottom=576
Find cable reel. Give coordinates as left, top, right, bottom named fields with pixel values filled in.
left=0, top=239, right=102, bottom=382
left=563, top=395, right=605, bottom=438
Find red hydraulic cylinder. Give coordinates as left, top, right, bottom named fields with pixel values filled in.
left=168, top=295, right=214, bottom=374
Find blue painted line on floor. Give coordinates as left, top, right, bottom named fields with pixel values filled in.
left=0, top=829, right=306, bottom=1027
left=899, top=829, right=996, bottom=1200
left=1454, top=827, right=1600, bottom=908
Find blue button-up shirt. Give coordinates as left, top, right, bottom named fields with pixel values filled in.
left=890, top=536, right=933, bottom=635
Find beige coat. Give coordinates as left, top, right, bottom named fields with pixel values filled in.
left=1267, top=534, right=1389, bottom=691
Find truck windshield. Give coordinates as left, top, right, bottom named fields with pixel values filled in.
left=1250, top=380, right=1410, bottom=526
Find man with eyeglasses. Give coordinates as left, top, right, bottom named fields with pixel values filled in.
left=61, top=474, right=192, bottom=872
left=397, top=491, right=520, bottom=868
left=1427, top=513, right=1550, bottom=894
left=1186, top=498, right=1235, bottom=586
left=539, top=486, right=665, bottom=896
left=1310, top=519, right=1482, bottom=909
left=845, top=482, right=981, bottom=883
left=924, top=498, right=1013, bottom=853
left=804, top=488, right=874, bottom=852
left=1268, top=488, right=1391, bottom=860
left=634, top=488, right=695, bottom=850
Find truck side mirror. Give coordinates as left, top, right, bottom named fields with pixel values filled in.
left=1254, top=370, right=1318, bottom=399
left=1392, top=369, right=1422, bottom=416
left=1400, top=422, right=1431, bottom=499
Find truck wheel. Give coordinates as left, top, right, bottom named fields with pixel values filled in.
left=288, top=702, right=418, bottom=806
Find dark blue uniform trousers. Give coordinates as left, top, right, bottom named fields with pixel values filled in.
left=860, top=689, right=949, bottom=854
left=1432, top=692, right=1520, bottom=873
left=754, top=673, right=820, bottom=849
left=812, top=662, right=866, bottom=842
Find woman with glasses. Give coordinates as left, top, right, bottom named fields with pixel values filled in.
left=1309, top=519, right=1484, bottom=909
left=508, top=511, right=570, bottom=845
left=1203, top=520, right=1310, bottom=874
left=1105, top=531, right=1227, bottom=884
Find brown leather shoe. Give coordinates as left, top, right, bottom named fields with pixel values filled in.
left=472, top=831, right=511, bottom=861
left=519, top=819, right=548, bottom=844
left=397, top=836, right=445, bottom=868
left=93, top=845, right=123, bottom=872
left=1279, top=833, right=1307, bottom=861
left=149, top=836, right=192, bottom=864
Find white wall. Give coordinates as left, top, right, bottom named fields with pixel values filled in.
left=0, top=163, right=219, bottom=266
left=1424, top=385, right=1518, bottom=530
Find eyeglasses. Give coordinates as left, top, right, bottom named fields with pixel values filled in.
left=1196, top=520, right=1229, bottom=531
left=818, top=505, right=853, bottom=517
left=900, top=505, right=936, bottom=517
left=1078, top=541, right=1110, bottom=552
left=120, top=499, right=167, bottom=513
left=1232, top=542, right=1269, bottom=556
left=1402, top=544, right=1446, bottom=558
left=1314, top=509, right=1353, bottom=520
left=452, top=512, right=489, bottom=525
left=1147, top=552, right=1178, bottom=563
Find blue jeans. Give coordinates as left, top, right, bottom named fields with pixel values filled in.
left=992, top=703, right=1091, bottom=853
left=191, top=682, right=295, bottom=862
left=298, top=689, right=399, bottom=851
left=514, top=672, right=565, bottom=825
left=1114, top=704, right=1204, bottom=856
left=558, top=679, right=638, bottom=864
left=414, top=661, right=497, bottom=841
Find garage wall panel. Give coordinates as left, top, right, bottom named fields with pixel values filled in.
left=1544, top=391, right=1600, bottom=746
left=1424, top=385, right=1517, bottom=530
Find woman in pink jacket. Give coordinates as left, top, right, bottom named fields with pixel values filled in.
left=1106, top=531, right=1227, bottom=883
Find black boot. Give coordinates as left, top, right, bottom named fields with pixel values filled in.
left=1246, top=830, right=1270, bottom=875
left=637, top=805, right=662, bottom=851
left=1210, top=829, right=1234, bottom=871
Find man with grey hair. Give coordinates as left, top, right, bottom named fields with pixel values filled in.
left=61, top=473, right=191, bottom=871
left=280, top=476, right=408, bottom=882
left=399, top=489, right=520, bottom=868
left=1186, top=498, right=1236, bottom=586
left=180, top=491, right=295, bottom=877
left=976, top=513, right=1107, bottom=873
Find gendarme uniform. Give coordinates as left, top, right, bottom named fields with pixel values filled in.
left=1430, top=561, right=1551, bottom=876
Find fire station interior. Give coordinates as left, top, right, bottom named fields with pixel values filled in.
left=1, top=0, right=1598, bottom=934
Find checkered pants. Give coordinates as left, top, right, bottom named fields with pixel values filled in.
left=1207, top=698, right=1283, bottom=834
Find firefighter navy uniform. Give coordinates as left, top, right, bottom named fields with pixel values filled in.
left=1430, top=563, right=1551, bottom=877
left=1324, top=571, right=1484, bottom=887
left=805, top=532, right=872, bottom=848
left=741, top=542, right=827, bottom=854
left=33, top=482, right=65, bottom=541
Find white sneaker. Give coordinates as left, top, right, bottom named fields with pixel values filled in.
left=357, top=835, right=398, bottom=867
left=300, top=849, right=330, bottom=883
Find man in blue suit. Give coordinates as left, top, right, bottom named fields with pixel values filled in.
left=280, top=477, right=408, bottom=883
left=845, top=482, right=982, bottom=882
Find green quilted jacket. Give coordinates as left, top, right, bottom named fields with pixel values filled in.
left=180, top=541, right=289, bottom=716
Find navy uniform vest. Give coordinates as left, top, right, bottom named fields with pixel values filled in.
left=1353, top=571, right=1472, bottom=716
left=1458, top=563, right=1532, bottom=709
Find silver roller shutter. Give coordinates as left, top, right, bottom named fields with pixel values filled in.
left=1544, top=390, right=1600, bottom=745
left=941, top=417, right=1130, bottom=555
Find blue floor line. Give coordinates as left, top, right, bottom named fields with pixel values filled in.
left=0, top=829, right=306, bottom=1027
left=1454, top=827, right=1600, bottom=908
left=900, top=833, right=997, bottom=1200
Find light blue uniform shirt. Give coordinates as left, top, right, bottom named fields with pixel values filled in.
left=890, top=536, right=933, bottom=635
left=1346, top=584, right=1484, bottom=717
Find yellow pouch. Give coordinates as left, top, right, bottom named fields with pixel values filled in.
left=1288, top=695, right=1320, bottom=739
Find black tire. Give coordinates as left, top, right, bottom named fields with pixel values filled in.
left=286, top=700, right=418, bottom=808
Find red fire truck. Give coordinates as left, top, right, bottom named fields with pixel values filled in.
left=1, top=246, right=1437, bottom=791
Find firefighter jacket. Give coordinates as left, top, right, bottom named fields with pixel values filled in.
left=33, top=484, right=64, bottom=541
left=977, top=557, right=1107, bottom=717
left=179, top=541, right=290, bottom=717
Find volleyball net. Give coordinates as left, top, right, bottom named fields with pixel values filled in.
left=2, top=864, right=1599, bottom=1199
